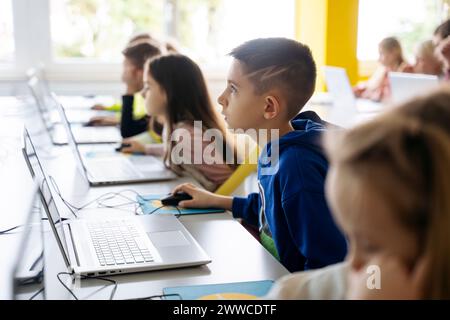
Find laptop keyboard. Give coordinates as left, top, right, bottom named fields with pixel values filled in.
left=87, top=220, right=154, bottom=266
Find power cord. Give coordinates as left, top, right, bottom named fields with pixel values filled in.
left=126, top=293, right=182, bottom=300
left=1, top=218, right=68, bottom=235
left=57, top=272, right=117, bottom=300
left=29, top=287, right=44, bottom=300
left=146, top=204, right=183, bottom=218
left=48, top=176, right=145, bottom=217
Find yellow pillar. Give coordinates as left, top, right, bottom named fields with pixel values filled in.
left=295, top=0, right=359, bottom=89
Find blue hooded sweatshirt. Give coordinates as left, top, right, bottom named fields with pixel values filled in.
left=232, top=112, right=347, bottom=272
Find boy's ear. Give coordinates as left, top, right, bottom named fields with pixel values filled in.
left=263, top=95, right=281, bottom=120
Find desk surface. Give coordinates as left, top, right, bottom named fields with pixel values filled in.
left=0, top=96, right=289, bottom=300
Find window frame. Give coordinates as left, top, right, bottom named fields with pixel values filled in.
left=0, top=0, right=295, bottom=83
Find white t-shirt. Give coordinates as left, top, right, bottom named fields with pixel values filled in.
left=265, top=262, right=348, bottom=300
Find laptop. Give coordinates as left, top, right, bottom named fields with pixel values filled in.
left=389, top=72, right=440, bottom=104
left=28, top=76, right=121, bottom=145
left=53, top=95, right=177, bottom=186
left=323, top=66, right=384, bottom=128
left=10, top=182, right=45, bottom=300
left=22, top=128, right=211, bottom=277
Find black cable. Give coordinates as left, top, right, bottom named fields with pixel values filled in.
left=28, top=287, right=44, bottom=300
left=56, top=272, right=79, bottom=300
left=48, top=177, right=78, bottom=218
left=49, top=176, right=144, bottom=216
left=1, top=218, right=68, bottom=236
left=147, top=205, right=166, bottom=215
left=144, top=203, right=182, bottom=218
left=0, top=225, right=22, bottom=234
left=127, top=293, right=182, bottom=300
left=18, top=269, right=44, bottom=286
left=57, top=272, right=118, bottom=300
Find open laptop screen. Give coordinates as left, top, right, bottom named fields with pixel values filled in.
left=22, top=128, right=71, bottom=268
left=12, top=182, right=45, bottom=299
left=51, top=94, right=91, bottom=183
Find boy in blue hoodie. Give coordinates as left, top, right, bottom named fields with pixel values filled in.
left=172, top=38, right=347, bottom=272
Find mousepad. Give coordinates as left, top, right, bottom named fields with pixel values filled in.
left=163, top=280, right=274, bottom=300
left=137, top=194, right=225, bottom=215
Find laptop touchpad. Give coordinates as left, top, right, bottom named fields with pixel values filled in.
left=147, top=231, right=190, bottom=248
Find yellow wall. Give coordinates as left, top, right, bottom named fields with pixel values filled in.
left=295, top=0, right=360, bottom=90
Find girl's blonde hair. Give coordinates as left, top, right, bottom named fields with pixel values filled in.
left=325, top=87, right=450, bottom=299
left=416, top=39, right=437, bottom=59
left=379, top=37, right=406, bottom=66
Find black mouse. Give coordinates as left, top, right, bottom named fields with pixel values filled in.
left=161, top=192, right=193, bottom=207
left=115, top=143, right=131, bottom=152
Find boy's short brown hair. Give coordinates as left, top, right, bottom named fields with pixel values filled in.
left=122, top=39, right=161, bottom=70
left=435, top=19, right=450, bottom=39
left=229, top=38, right=317, bottom=118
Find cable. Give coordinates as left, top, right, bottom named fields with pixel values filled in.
left=56, top=272, right=79, bottom=300
left=0, top=225, right=22, bottom=234
left=147, top=205, right=166, bottom=215
left=18, top=269, right=44, bottom=286
left=1, top=218, right=68, bottom=236
left=144, top=203, right=182, bottom=218
left=48, top=176, right=186, bottom=218
left=57, top=272, right=118, bottom=300
left=48, top=176, right=145, bottom=217
left=28, top=287, right=44, bottom=300
left=126, top=293, right=182, bottom=300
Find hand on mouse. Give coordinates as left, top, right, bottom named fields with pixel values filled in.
left=87, top=116, right=119, bottom=126
left=120, top=139, right=146, bottom=154
left=171, top=183, right=233, bottom=210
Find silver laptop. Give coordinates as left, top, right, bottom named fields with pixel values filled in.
left=10, top=182, right=45, bottom=300
left=323, top=66, right=383, bottom=128
left=28, top=76, right=121, bottom=145
left=53, top=95, right=177, bottom=186
left=389, top=72, right=440, bottom=104
left=22, top=128, right=211, bottom=277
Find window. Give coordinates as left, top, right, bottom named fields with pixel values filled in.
left=50, top=0, right=295, bottom=67
left=0, top=0, right=295, bottom=82
left=357, top=0, right=448, bottom=62
left=50, top=0, right=165, bottom=62
left=0, top=0, right=15, bottom=63
left=169, top=0, right=296, bottom=67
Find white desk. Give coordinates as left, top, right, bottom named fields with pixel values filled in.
left=0, top=97, right=289, bottom=300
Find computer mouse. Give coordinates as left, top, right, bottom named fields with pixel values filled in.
left=115, top=143, right=131, bottom=152
left=161, top=192, right=193, bottom=207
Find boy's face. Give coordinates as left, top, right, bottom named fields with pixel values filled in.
left=217, top=59, right=267, bottom=131
left=121, top=57, right=143, bottom=88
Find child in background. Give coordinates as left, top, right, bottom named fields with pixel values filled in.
left=354, top=37, right=413, bottom=102
left=326, top=87, right=450, bottom=299
left=88, top=38, right=164, bottom=140
left=89, top=33, right=154, bottom=123
left=433, top=19, right=450, bottom=81
left=265, top=87, right=450, bottom=300
left=413, top=40, right=443, bottom=76
left=122, top=54, right=237, bottom=192
left=89, top=33, right=178, bottom=141
left=171, top=38, right=347, bottom=272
